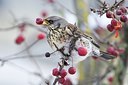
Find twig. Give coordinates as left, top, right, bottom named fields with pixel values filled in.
left=24, top=41, right=47, bottom=85
left=54, top=1, right=89, bottom=28
left=0, top=24, right=20, bottom=31
left=100, top=65, right=115, bottom=81
left=2, top=40, right=39, bottom=60
left=91, top=0, right=125, bottom=16
left=0, top=54, right=43, bottom=62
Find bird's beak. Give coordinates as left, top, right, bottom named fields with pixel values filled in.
left=42, top=19, right=49, bottom=26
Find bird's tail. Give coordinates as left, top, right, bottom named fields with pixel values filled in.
left=99, top=51, right=116, bottom=60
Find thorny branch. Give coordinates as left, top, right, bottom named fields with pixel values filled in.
left=91, top=0, right=125, bottom=16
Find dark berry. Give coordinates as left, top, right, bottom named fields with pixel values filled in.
left=116, top=10, right=122, bottom=15
left=120, top=7, right=127, bottom=13
left=68, top=67, right=76, bottom=75
left=52, top=68, right=59, bottom=76
left=107, top=24, right=114, bottom=32
left=58, top=78, right=65, bottom=84
left=78, top=47, right=87, bottom=56
left=36, top=18, right=43, bottom=25
left=60, top=69, right=67, bottom=78
left=15, top=35, right=25, bottom=44
left=37, top=33, right=45, bottom=40
left=120, top=15, right=127, bottom=22
left=45, top=52, right=51, bottom=57
left=106, top=11, right=113, bottom=18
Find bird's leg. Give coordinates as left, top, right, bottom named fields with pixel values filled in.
left=53, top=43, right=70, bottom=57
left=53, top=42, right=59, bottom=50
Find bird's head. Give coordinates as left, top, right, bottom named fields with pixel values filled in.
left=42, top=16, right=69, bottom=29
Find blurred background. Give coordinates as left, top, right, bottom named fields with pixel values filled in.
left=0, top=0, right=128, bottom=85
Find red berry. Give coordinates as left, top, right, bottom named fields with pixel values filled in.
left=107, top=24, right=114, bottom=32
left=112, top=50, right=119, bottom=57
left=120, top=15, right=127, bottom=22
left=107, top=46, right=115, bottom=54
left=63, top=78, right=72, bottom=85
left=120, top=7, right=127, bottom=13
left=60, top=69, right=67, bottom=78
left=107, top=46, right=119, bottom=56
left=106, top=11, right=113, bottom=18
left=108, top=77, right=113, bottom=83
left=15, top=35, right=25, bottom=44
left=36, top=18, right=43, bottom=25
left=78, top=47, right=87, bottom=56
left=37, top=33, right=45, bottom=40
left=68, top=67, right=76, bottom=75
left=52, top=68, right=59, bottom=76
left=92, top=56, right=98, bottom=60
left=58, top=78, right=65, bottom=84
left=111, top=19, right=117, bottom=26
left=48, top=0, right=54, bottom=3
left=116, top=10, right=122, bottom=15
left=41, top=11, right=48, bottom=17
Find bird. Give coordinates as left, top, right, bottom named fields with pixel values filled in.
left=42, top=16, right=115, bottom=61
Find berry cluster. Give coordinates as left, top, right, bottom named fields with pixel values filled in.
left=15, top=32, right=45, bottom=45
left=43, top=44, right=87, bottom=84
left=91, top=0, right=127, bottom=38
left=106, top=7, right=127, bottom=38
left=14, top=18, right=46, bottom=45
left=106, top=46, right=124, bottom=57
left=52, top=67, right=76, bottom=84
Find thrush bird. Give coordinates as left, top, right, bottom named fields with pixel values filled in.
left=42, top=16, right=115, bottom=61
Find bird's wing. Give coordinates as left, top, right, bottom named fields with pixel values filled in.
left=76, top=29, right=100, bottom=48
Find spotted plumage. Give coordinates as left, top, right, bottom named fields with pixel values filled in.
left=47, top=24, right=77, bottom=49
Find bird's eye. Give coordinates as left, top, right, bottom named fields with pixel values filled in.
left=48, top=20, right=53, bottom=24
